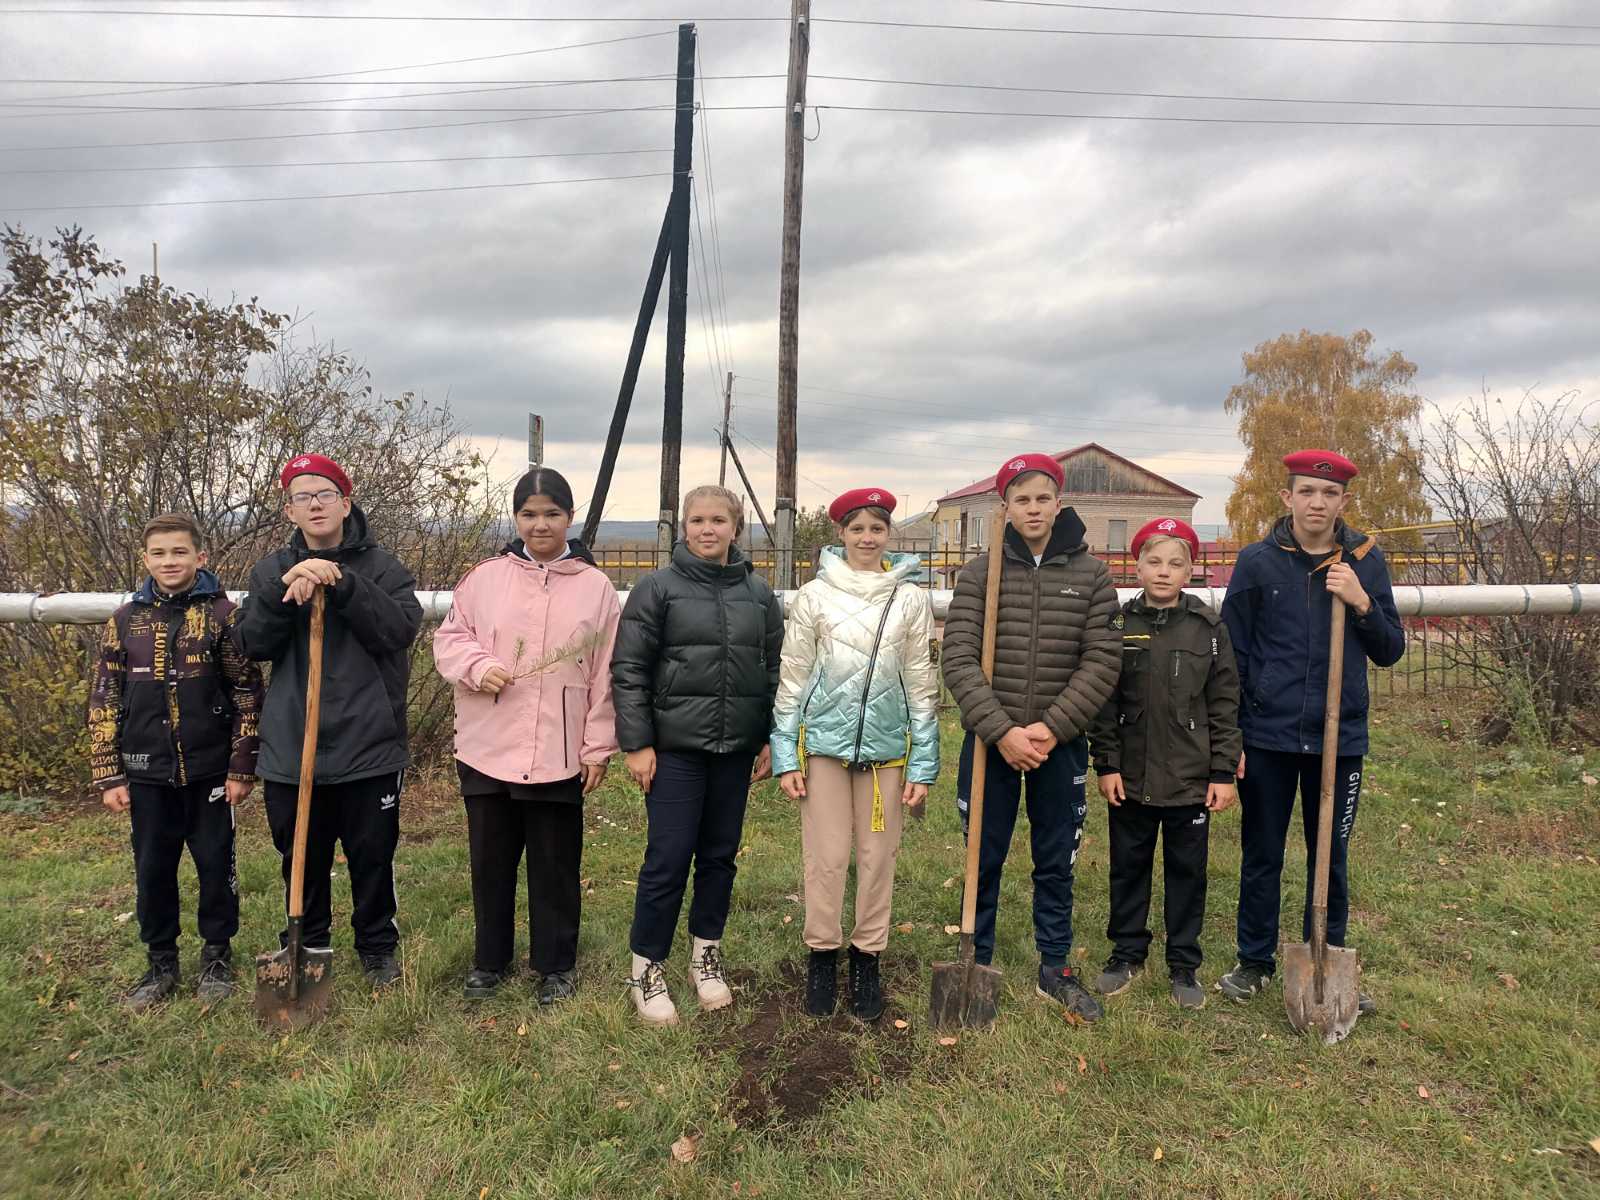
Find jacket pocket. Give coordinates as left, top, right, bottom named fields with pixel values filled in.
left=562, top=685, right=588, bottom=768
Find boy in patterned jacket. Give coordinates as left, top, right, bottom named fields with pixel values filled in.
left=90, top=513, right=263, bottom=1011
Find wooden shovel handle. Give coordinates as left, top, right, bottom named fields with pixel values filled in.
left=288, top=587, right=326, bottom=922
left=960, top=510, right=1008, bottom=935
left=1310, top=595, right=1346, bottom=950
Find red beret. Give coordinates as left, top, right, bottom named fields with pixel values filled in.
left=1131, top=516, right=1199, bottom=559
left=994, top=452, right=1064, bottom=497
left=1282, top=449, right=1357, bottom=484
left=829, top=487, right=897, bottom=524
left=280, top=453, right=351, bottom=496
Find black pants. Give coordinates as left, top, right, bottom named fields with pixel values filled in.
left=129, top=776, right=238, bottom=963
left=957, top=732, right=1088, bottom=967
left=1106, top=799, right=1210, bottom=971
left=1237, top=746, right=1363, bottom=970
left=629, top=749, right=755, bottom=962
left=265, top=771, right=402, bottom=958
left=463, top=778, right=584, bottom=975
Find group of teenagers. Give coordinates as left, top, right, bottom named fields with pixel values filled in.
left=91, top=444, right=1405, bottom=1028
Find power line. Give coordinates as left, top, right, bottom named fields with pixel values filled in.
left=971, top=2, right=1600, bottom=33
left=0, top=147, right=673, bottom=176
left=0, top=9, right=787, bottom=22
left=0, top=72, right=777, bottom=88
left=810, top=102, right=1600, bottom=129
left=7, top=168, right=674, bottom=213
left=812, top=15, right=1600, bottom=48
left=730, top=428, right=832, bottom=497
left=696, top=44, right=736, bottom=379
left=0, top=104, right=782, bottom=154
left=811, top=73, right=1600, bottom=114
left=0, top=29, right=678, bottom=107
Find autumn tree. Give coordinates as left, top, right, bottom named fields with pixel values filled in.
left=0, top=225, right=499, bottom=794
left=1223, top=329, right=1429, bottom=544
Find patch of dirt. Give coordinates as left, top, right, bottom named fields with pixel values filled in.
left=708, top=957, right=921, bottom=1132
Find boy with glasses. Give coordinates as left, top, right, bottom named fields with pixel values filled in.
left=240, top=454, right=424, bottom=988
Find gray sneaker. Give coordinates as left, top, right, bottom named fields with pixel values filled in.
left=124, top=962, right=179, bottom=1012
left=1170, top=968, right=1205, bottom=1009
left=1358, top=991, right=1376, bottom=1016
left=537, top=969, right=578, bottom=1006
left=1093, top=958, right=1143, bottom=997
left=1215, top=962, right=1272, bottom=1003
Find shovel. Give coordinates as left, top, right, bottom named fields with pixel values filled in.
left=930, top=510, right=1007, bottom=1031
left=255, top=586, right=335, bottom=1032
left=1283, top=594, right=1361, bottom=1044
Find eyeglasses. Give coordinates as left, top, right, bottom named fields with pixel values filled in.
left=288, top=489, right=343, bottom=508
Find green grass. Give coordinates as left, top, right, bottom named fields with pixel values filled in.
left=2, top=702, right=1598, bottom=1199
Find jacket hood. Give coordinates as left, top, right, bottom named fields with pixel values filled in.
left=290, top=501, right=376, bottom=561
left=670, top=539, right=755, bottom=586
left=498, top=536, right=597, bottom=567
left=815, top=546, right=922, bottom=599
left=1003, top=506, right=1088, bottom=565
left=134, top=566, right=225, bottom=606
left=1126, top=589, right=1220, bottom=627
left=1269, top=514, right=1376, bottom=562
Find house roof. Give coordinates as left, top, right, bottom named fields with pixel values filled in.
left=935, top=442, right=1203, bottom=504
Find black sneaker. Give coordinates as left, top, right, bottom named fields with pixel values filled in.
left=1092, top=958, right=1143, bottom=997
left=1170, top=968, right=1205, bottom=1010
left=805, top=949, right=838, bottom=1017
left=1036, top=964, right=1104, bottom=1023
left=361, top=953, right=402, bottom=989
left=195, top=944, right=234, bottom=1004
left=848, top=946, right=884, bottom=1022
left=538, top=969, right=578, bottom=1006
left=124, top=961, right=179, bottom=1012
left=463, top=968, right=503, bottom=999
left=1215, top=962, right=1272, bottom=1002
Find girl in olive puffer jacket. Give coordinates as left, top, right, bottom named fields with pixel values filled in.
left=771, top=488, right=939, bottom=1021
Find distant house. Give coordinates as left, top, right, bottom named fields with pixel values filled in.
left=933, top=443, right=1202, bottom=554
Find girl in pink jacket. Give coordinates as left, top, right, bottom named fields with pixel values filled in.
left=433, top=468, right=621, bottom=1004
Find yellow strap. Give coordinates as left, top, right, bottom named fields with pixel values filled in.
left=871, top=764, right=885, bottom=833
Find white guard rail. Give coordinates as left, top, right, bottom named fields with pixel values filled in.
left=2, top=585, right=1598, bottom=625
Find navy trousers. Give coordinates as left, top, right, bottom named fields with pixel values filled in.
left=128, top=775, right=238, bottom=963
left=629, top=749, right=755, bottom=962
left=957, top=732, right=1088, bottom=967
left=1236, top=746, right=1363, bottom=970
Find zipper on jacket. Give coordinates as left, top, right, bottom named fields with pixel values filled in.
left=849, top=590, right=900, bottom=764
left=716, top=585, right=730, bottom=748
left=161, top=603, right=185, bottom=785
left=1023, top=561, right=1042, bottom=719
left=561, top=686, right=570, bottom=770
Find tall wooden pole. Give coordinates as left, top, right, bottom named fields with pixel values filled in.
left=775, top=0, right=810, bottom=590
left=717, top=371, right=734, bottom=487
left=582, top=202, right=673, bottom=548
left=658, top=22, right=697, bottom=555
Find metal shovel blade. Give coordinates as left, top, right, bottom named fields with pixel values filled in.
left=1282, top=941, right=1360, bottom=1045
left=929, top=936, right=1003, bottom=1031
left=253, top=944, right=334, bottom=1033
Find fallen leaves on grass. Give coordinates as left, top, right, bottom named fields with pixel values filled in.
left=1053, top=1081, right=1067, bottom=1095
left=1587, top=1137, right=1600, bottom=1156
left=943, top=924, right=960, bottom=934
left=782, top=915, right=792, bottom=925
left=607, top=1062, right=621, bottom=1072
left=615, top=1100, right=631, bottom=1110
left=670, top=1133, right=699, bottom=1164
left=1582, top=773, right=1597, bottom=787
left=516, top=1023, right=527, bottom=1037
left=1077, top=1054, right=1088, bottom=1075
left=892, top=1019, right=909, bottom=1030
left=1418, top=1085, right=1432, bottom=1100
left=937, top=1036, right=958, bottom=1047
left=478, top=1188, right=490, bottom=1199
left=1498, top=973, right=1520, bottom=991
left=115, top=912, right=133, bottom=924
left=942, top=877, right=956, bottom=889
left=1062, top=1010, right=1088, bottom=1028
left=893, top=922, right=914, bottom=934
left=1153, top=1146, right=1164, bottom=1162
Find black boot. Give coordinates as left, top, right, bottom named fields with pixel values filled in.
left=848, top=946, right=884, bottom=1022
left=805, top=949, right=838, bottom=1017
left=195, top=943, right=235, bottom=1004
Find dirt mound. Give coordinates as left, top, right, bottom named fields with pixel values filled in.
left=708, top=957, right=920, bottom=1131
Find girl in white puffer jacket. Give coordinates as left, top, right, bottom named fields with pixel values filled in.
left=771, top=488, right=940, bottom=1020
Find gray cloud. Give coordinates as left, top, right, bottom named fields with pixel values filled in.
left=4, top=1, right=1597, bottom=520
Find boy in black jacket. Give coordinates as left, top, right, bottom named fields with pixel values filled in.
left=90, top=513, right=263, bottom=1010
left=1088, top=518, right=1241, bottom=1009
left=240, top=454, right=423, bottom=988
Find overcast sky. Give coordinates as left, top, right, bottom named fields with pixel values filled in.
left=4, top=1, right=1597, bottom=524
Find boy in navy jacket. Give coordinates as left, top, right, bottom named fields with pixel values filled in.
left=1216, top=450, right=1404, bottom=1009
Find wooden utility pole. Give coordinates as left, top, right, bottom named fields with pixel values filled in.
left=527, top=413, right=544, bottom=469
left=151, top=241, right=158, bottom=282
left=582, top=204, right=673, bottom=547
left=658, top=22, right=697, bottom=556
left=774, top=0, right=810, bottom=591
left=721, top=431, right=773, bottom=550
left=717, top=371, right=734, bottom=487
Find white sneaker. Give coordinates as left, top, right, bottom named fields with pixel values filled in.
left=690, top=937, right=734, bottom=1012
left=628, top=953, right=678, bottom=1026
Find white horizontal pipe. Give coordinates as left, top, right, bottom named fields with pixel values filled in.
left=1, top=584, right=1597, bottom=625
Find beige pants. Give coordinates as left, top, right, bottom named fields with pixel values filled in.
left=800, top=756, right=905, bottom=953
